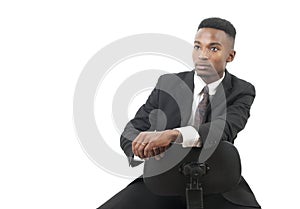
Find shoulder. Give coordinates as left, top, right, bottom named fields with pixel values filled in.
left=158, top=70, right=193, bottom=81
left=226, top=71, right=255, bottom=95
left=155, top=70, right=194, bottom=91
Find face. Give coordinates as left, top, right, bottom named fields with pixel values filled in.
left=192, top=28, right=236, bottom=83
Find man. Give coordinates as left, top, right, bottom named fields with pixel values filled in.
left=98, top=17, right=261, bottom=209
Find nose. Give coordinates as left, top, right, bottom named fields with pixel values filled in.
left=197, top=49, right=210, bottom=59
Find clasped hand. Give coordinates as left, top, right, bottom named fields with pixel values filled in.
left=132, top=130, right=180, bottom=160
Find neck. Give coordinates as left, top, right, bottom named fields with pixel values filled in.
left=200, top=72, right=224, bottom=84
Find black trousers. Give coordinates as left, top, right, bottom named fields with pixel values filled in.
left=97, top=179, right=259, bottom=209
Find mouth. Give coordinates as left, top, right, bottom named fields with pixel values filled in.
left=195, top=64, right=211, bottom=70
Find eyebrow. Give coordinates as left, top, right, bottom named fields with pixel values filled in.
left=194, top=41, right=223, bottom=46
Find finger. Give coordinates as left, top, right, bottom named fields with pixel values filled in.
left=149, top=149, right=155, bottom=158
left=154, top=149, right=161, bottom=160
left=143, top=141, right=149, bottom=157
left=154, top=154, right=161, bottom=160
left=132, top=135, right=140, bottom=156
left=159, top=147, right=166, bottom=158
left=133, top=142, right=142, bottom=157
left=144, top=141, right=156, bottom=157
left=145, top=140, right=157, bottom=153
left=153, top=147, right=160, bottom=156
left=144, top=147, right=154, bottom=158
left=133, top=133, right=145, bottom=156
left=137, top=142, right=147, bottom=158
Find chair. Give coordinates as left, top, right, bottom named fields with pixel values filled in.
left=143, top=141, right=241, bottom=209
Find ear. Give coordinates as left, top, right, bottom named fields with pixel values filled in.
left=226, top=50, right=236, bottom=63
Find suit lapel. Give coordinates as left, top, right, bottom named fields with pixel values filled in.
left=172, top=70, right=233, bottom=126
left=173, top=70, right=194, bottom=126
left=206, top=70, right=233, bottom=117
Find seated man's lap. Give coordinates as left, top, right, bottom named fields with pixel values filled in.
left=98, top=178, right=259, bottom=209
left=97, top=179, right=186, bottom=209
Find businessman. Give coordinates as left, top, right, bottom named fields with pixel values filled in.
left=98, top=17, right=261, bottom=209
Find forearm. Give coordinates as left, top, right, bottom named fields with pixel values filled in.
left=175, top=96, right=254, bottom=147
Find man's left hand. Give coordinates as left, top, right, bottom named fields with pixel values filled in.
left=132, top=130, right=181, bottom=159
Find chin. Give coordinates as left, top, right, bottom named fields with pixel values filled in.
left=195, top=70, right=213, bottom=77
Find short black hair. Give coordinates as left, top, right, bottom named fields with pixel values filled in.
left=198, top=17, right=236, bottom=39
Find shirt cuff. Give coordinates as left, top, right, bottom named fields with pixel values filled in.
left=175, top=126, right=201, bottom=147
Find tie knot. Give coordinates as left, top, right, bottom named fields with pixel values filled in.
left=200, top=85, right=209, bottom=95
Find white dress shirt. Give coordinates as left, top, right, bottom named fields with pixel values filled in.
left=175, top=71, right=225, bottom=147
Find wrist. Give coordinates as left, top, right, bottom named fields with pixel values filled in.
left=170, top=129, right=183, bottom=143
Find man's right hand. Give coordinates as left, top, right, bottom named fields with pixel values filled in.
left=132, top=130, right=181, bottom=160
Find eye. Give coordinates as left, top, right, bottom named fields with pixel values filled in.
left=194, top=45, right=200, bottom=50
left=210, top=47, right=219, bottom=52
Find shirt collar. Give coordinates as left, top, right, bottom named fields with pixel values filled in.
left=193, top=71, right=225, bottom=96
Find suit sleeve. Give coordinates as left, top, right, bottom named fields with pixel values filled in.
left=120, top=76, right=161, bottom=164
left=199, top=83, right=256, bottom=145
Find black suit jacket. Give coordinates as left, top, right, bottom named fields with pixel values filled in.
left=120, top=70, right=261, bottom=208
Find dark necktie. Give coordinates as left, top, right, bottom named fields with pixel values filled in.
left=193, top=85, right=209, bottom=130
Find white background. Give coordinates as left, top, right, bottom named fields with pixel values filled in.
left=1, top=0, right=299, bottom=208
